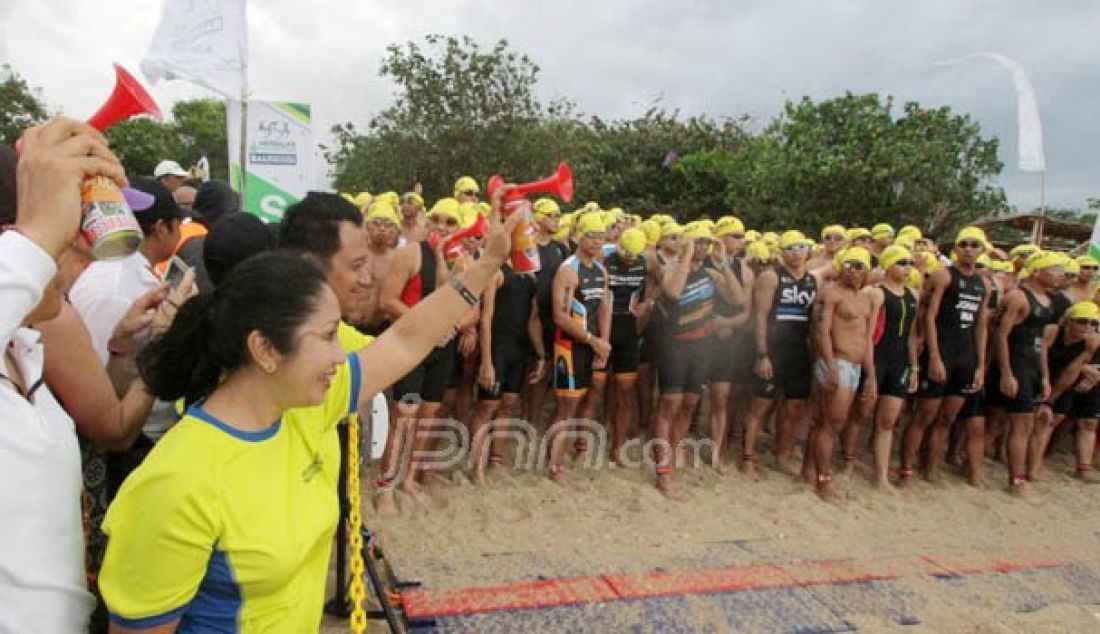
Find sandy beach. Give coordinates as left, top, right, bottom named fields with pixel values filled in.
left=319, top=431, right=1100, bottom=632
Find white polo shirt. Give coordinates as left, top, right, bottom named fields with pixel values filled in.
left=0, top=231, right=95, bottom=632
left=68, top=251, right=160, bottom=365
left=69, top=251, right=178, bottom=440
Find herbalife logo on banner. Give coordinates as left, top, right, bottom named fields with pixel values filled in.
left=229, top=101, right=314, bottom=222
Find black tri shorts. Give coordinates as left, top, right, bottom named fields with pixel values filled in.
left=917, top=344, right=978, bottom=399
left=658, top=335, right=711, bottom=395
left=754, top=339, right=813, bottom=401
left=986, top=351, right=1042, bottom=414
left=476, top=341, right=529, bottom=401
left=608, top=315, right=641, bottom=376
left=392, top=340, right=456, bottom=404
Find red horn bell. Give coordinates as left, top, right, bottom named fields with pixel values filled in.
left=86, top=64, right=163, bottom=132
left=487, top=161, right=573, bottom=204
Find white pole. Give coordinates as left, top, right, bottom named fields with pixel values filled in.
left=237, top=0, right=249, bottom=203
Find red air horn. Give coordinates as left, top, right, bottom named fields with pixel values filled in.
left=87, top=64, right=164, bottom=131
left=487, top=161, right=573, bottom=204
left=441, top=214, right=489, bottom=261
left=486, top=162, right=574, bottom=273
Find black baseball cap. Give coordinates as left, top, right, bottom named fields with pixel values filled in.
left=129, top=176, right=185, bottom=229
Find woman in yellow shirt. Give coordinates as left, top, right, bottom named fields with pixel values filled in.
left=100, top=196, right=521, bottom=633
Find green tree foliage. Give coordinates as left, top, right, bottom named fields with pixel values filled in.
left=676, top=94, right=1005, bottom=237
left=328, top=39, right=1004, bottom=235
left=104, top=99, right=227, bottom=180
left=0, top=65, right=49, bottom=145
left=172, top=99, right=228, bottom=180
left=328, top=35, right=577, bottom=200
left=567, top=109, right=747, bottom=216
left=105, top=118, right=186, bottom=178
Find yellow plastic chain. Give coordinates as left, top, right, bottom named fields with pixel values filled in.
left=346, top=412, right=368, bottom=633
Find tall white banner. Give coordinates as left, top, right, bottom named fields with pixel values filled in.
left=141, top=0, right=247, bottom=98
left=227, top=100, right=313, bottom=222
left=937, top=52, right=1046, bottom=173
left=0, top=0, right=14, bottom=74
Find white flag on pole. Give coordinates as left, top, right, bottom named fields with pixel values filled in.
left=0, top=0, right=15, bottom=74
left=937, top=52, right=1046, bottom=173
left=141, top=0, right=247, bottom=98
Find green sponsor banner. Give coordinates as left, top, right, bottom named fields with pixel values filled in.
left=228, top=99, right=313, bottom=222
left=230, top=165, right=299, bottom=223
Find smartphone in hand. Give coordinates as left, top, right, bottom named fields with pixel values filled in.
left=164, top=255, right=192, bottom=291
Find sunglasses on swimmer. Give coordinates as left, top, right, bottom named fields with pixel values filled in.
left=842, top=261, right=867, bottom=271
left=461, top=190, right=479, bottom=197
left=893, top=259, right=914, bottom=267
left=956, top=240, right=983, bottom=249
left=432, top=216, right=459, bottom=227
left=1073, top=318, right=1100, bottom=328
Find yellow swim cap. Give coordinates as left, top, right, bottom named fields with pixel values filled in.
left=575, top=211, right=607, bottom=236
left=454, top=176, right=479, bottom=197
left=746, top=240, right=772, bottom=262
left=683, top=221, right=714, bottom=242
left=898, top=225, right=922, bottom=240
left=552, top=213, right=573, bottom=242
left=744, top=230, right=761, bottom=243
left=349, top=191, right=372, bottom=210
left=880, top=245, right=913, bottom=270
left=619, top=228, right=647, bottom=257
left=1075, top=255, right=1099, bottom=269
left=779, top=230, right=810, bottom=249
left=402, top=192, right=424, bottom=207
left=906, top=268, right=924, bottom=290
left=871, top=223, right=895, bottom=239
left=366, top=202, right=400, bottom=224
left=532, top=198, right=561, bottom=218
left=715, top=216, right=746, bottom=237
left=1067, top=301, right=1100, bottom=322
left=821, top=224, right=846, bottom=240
left=955, top=226, right=987, bottom=245
left=429, top=197, right=460, bottom=222
left=847, top=227, right=872, bottom=241
left=1026, top=250, right=1065, bottom=273
left=840, top=246, right=872, bottom=270
left=639, top=219, right=661, bottom=246
left=660, top=222, right=684, bottom=239
left=1010, top=243, right=1039, bottom=259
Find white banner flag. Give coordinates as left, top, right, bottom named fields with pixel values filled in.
left=0, top=0, right=14, bottom=73
left=937, top=52, right=1046, bottom=173
left=141, top=0, right=247, bottom=98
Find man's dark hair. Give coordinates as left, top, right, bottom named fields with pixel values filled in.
left=278, top=192, right=362, bottom=267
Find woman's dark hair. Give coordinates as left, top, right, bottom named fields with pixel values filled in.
left=138, top=251, right=329, bottom=405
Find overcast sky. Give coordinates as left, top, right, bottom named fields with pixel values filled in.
left=2, top=0, right=1097, bottom=211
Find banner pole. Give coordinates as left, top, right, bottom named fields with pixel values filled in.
left=237, top=0, right=249, bottom=203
